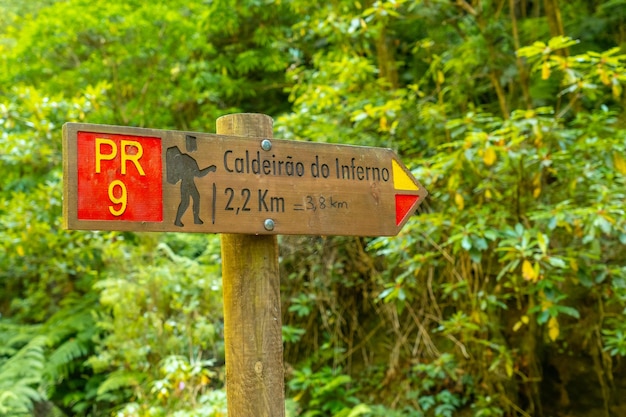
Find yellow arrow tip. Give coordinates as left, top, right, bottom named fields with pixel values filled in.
left=392, top=159, right=419, bottom=191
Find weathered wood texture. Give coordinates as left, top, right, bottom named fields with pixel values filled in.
left=217, top=114, right=285, bottom=417
left=63, top=122, right=426, bottom=236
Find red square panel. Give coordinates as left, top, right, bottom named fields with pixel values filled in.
left=77, top=131, right=163, bottom=222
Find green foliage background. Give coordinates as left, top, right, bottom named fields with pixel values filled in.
left=1, top=0, right=626, bottom=416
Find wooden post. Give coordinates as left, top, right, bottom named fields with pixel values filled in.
left=216, top=113, right=285, bottom=417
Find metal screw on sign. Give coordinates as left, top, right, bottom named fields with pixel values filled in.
left=264, top=218, right=275, bottom=231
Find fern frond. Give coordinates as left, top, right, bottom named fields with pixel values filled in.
left=96, top=371, right=144, bottom=398
left=0, top=336, right=47, bottom=415
left=0, top=321, right=40, bottom=355
left=0, top=336, right=46, bottom=382
left=0, top=384, right=43, bottom=415
left=45, top=335, right=90, bottom=382
left=41, top=293, right=99, bottom=344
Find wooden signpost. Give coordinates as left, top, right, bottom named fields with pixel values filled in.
left=62, top=113, right=428, bottom=417
left=62, top=121, right=426, bottom=236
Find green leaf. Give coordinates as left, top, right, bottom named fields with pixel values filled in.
left=461, top=235, right=472, bottom=251
left=547, top=257, right=566, bottom=268
left=556, top=305, right=580, bottom=319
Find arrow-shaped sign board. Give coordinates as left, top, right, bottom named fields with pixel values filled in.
left=62, top=123, right=427, bottom=236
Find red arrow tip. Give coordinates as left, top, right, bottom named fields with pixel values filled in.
left=395, top=194, right=419, bottom=226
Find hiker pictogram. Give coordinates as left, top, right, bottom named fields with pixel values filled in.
left=166, top=135, right=216, bottom=227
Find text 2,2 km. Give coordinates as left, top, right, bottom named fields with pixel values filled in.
left=223, top=187, right=286, bottom=214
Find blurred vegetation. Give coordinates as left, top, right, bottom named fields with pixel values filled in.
left=1, top=0, right=626, bottom=416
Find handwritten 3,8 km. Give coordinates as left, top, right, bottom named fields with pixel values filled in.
left=63, top=123, right=427, bottom=236
left=223, top=188, right=347, bottom=214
